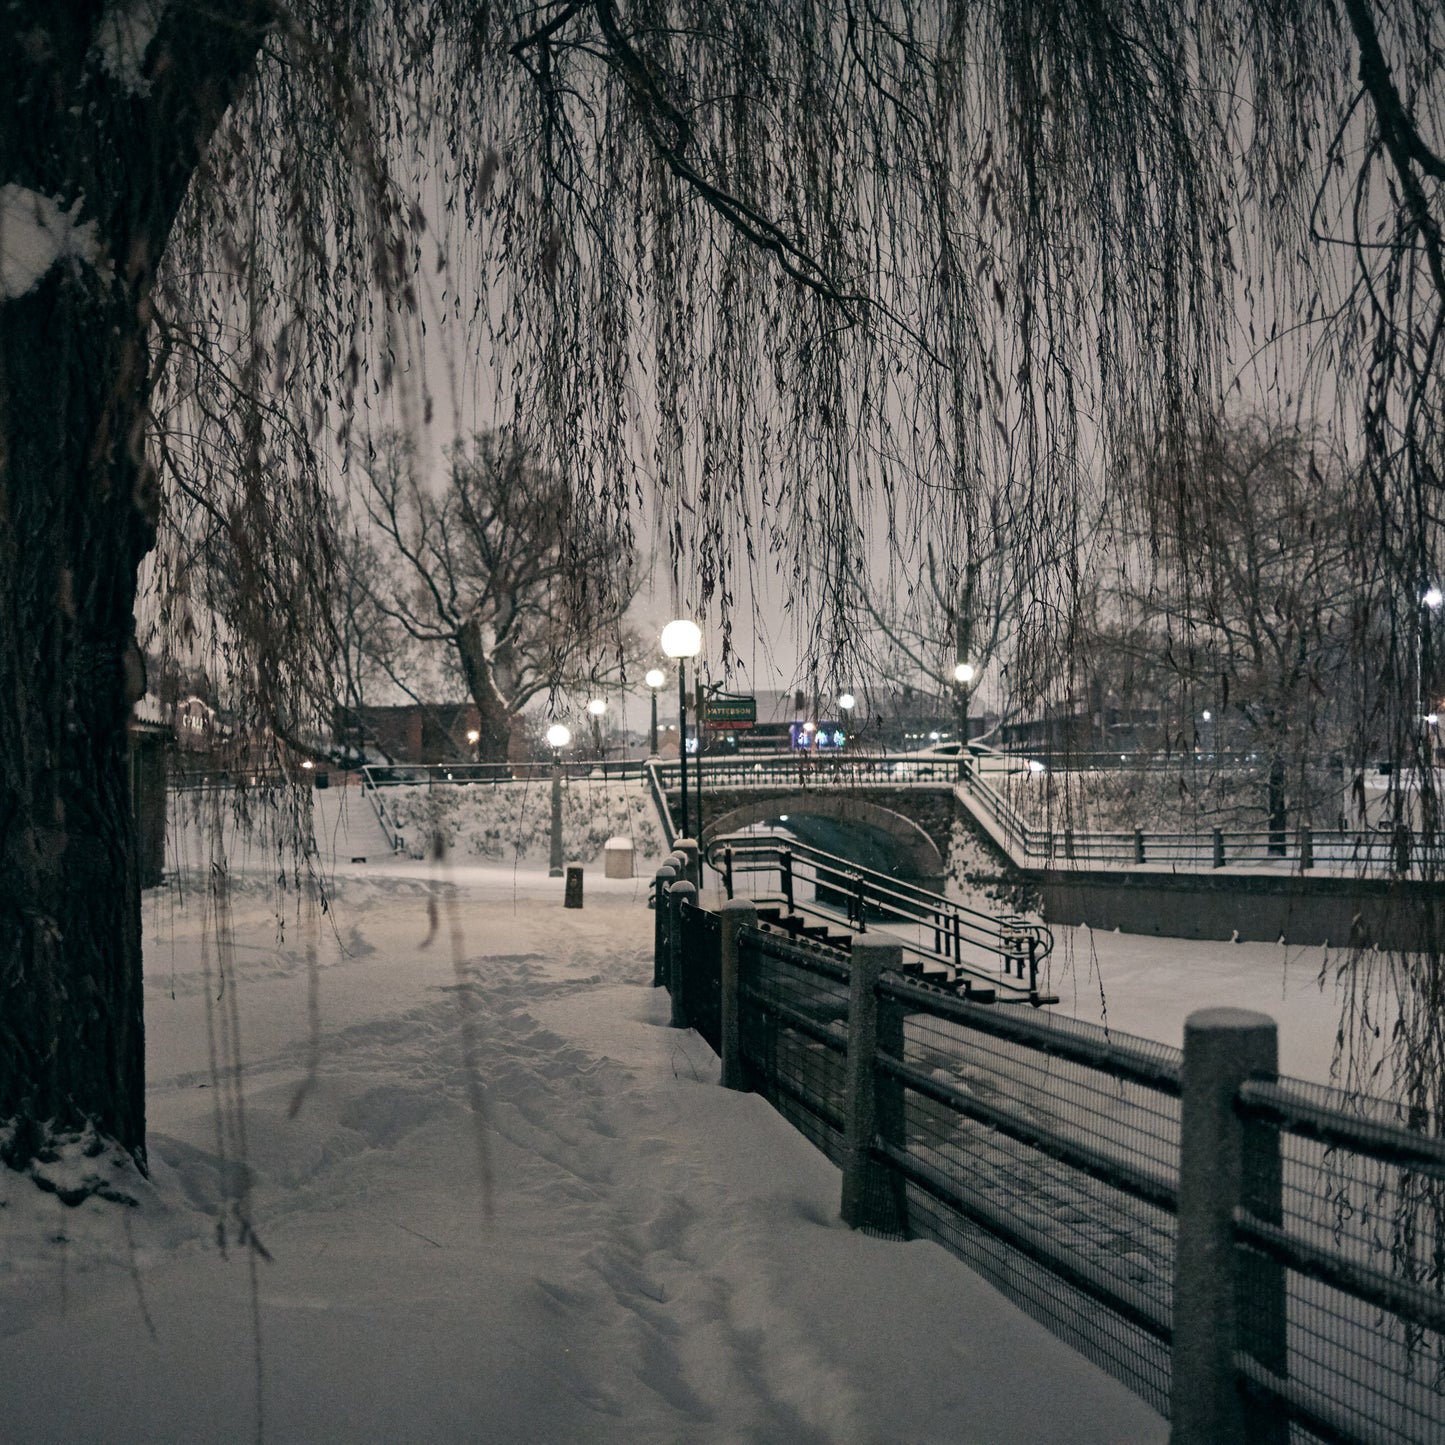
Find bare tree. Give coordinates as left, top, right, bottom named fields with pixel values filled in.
left=360, top=432, right=639, bottom=761
left=3, top=0, right=1444, bottom=1173
left=1094, top=420, right=1378, bottom=839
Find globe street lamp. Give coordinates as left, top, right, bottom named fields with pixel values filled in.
left=545, top=722, right=571, bottom=877
left=837, top=692, right=855, bottom=747
left=1422, top=588, right=1443, bottom=732
left=587, top=697, right=607, bottom=758
left=645, top=668, right=666, bottom=755
left=661, top=619, right=702, bottom=838
left=953, top=661, right=976, bottom=779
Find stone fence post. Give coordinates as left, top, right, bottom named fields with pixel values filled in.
left=676, top=837, right=700, bottom=888
left=668, top=880, right=697, bottom=1029
left=653, top=863, right=677, bottom=986
left=719, top=898, right=757, bottom=1090
left=1171, top=1008, right=1284, bottom=1445
left=841, top=938, right=908, bottom=1237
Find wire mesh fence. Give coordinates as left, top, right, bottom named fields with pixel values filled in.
left=877, top=985, right=1181, bottom=1413
left=737, top=927, right=850, bottom=1168
left=1235, top=1076, right=1445, bottom=1444
left=659, top=881, right=1445, bottom=1441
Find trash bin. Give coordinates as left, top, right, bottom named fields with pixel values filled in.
left=604, top=836, right=634, bottom=879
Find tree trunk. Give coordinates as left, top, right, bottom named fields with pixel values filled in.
left=1267, top=755, right=1288, bottom=857
left=1, top=4, right=270, bottom=1170
left=455, top=619, right=515, bottom=764
left=0, top=272, right=155, bottom=1167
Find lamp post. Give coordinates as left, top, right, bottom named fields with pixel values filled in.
left=545, top=723, right=570, bottom=877
left=953, top=661, right=976, bottom=779
left=587, top=697, right=607, bottom=759
left=645, top=668, right=665, bottom=754
left=466, top=728, right=480, bottom=764
left=661, top=619, right=702, bottom=838
left=837, top=692, right=855, bottom=748
left=1421, top=588, right=1442, bottom=743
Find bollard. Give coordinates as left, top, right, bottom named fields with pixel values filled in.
left=653, top=863, right=677, bottom=986
left=1393, top=821, right=1412, bottom=874
left=719, top=898, right=758, bottom=1090
left=668, top=880, right=697, bottom=1029
left=1170, top=1008, right=1284, bottom=1445
left=564, top=864, right=584, bottom=909
left=677, top=837, right=700, bottom=889
left=841, top=937, right=908, bottom=1236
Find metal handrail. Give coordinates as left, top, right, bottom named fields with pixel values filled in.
left=359, top=760, right=647, bottom=787
left=704, top=830, right=1054, bottom=1004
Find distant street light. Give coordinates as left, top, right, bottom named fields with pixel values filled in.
left=545, top=723, right=571, bottom=877
left=953, top=661, right=976, bottom=779
left=837, top=692, right=856, bottom=746
left=466, top=727, right=480, bottom=761
left=645, top=668, right=666, bottom=754
left=661, top=619, right=702, bottom=837
left=587, top=696, right=607, bottom=757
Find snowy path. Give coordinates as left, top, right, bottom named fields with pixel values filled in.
left=2, top=851, right=1166, bottom=1444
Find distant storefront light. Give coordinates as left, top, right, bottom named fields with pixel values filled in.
left=790, top=720, right=845, bottom=751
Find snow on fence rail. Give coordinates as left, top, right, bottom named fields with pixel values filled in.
left=652, top=874, right=1445, bottom=1444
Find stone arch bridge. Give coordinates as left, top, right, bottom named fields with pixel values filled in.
left=662, top=781, right=994, bottom=889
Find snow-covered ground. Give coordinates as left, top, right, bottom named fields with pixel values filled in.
left=3, top=872, right=1165, bottom=1442
left=3, top=784, right=1361, bottom=1443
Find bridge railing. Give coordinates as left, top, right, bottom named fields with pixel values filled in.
left=359, top=760, right=647, bottom=788
left=650, top=754, right=1436, bottom=878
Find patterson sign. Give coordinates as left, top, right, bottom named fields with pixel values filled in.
left=702, top=694, right=757, bottom=730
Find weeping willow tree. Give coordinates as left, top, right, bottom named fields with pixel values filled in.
left=1, top=1, right=1442, bottom=1166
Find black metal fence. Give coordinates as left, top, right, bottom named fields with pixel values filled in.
left=656, top=878, right=1445, bottom=1442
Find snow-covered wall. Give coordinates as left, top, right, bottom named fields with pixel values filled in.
left=382, top=775, right=666, bottom=866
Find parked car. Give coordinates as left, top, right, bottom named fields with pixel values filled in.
left=891, top=741, right=1046, bottom=779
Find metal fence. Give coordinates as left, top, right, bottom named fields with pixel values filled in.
left=656, top=881, right=1445, bottom=1442
left=360, top=760, right=646, bottom=787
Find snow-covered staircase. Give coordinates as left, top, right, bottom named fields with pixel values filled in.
left=311, top=784, right=397, bottom=865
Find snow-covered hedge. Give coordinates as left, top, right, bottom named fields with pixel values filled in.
left=383, top=775, right=666, bottom=865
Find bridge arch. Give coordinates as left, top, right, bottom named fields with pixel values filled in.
left=702, top=794, right=945, bottom=879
